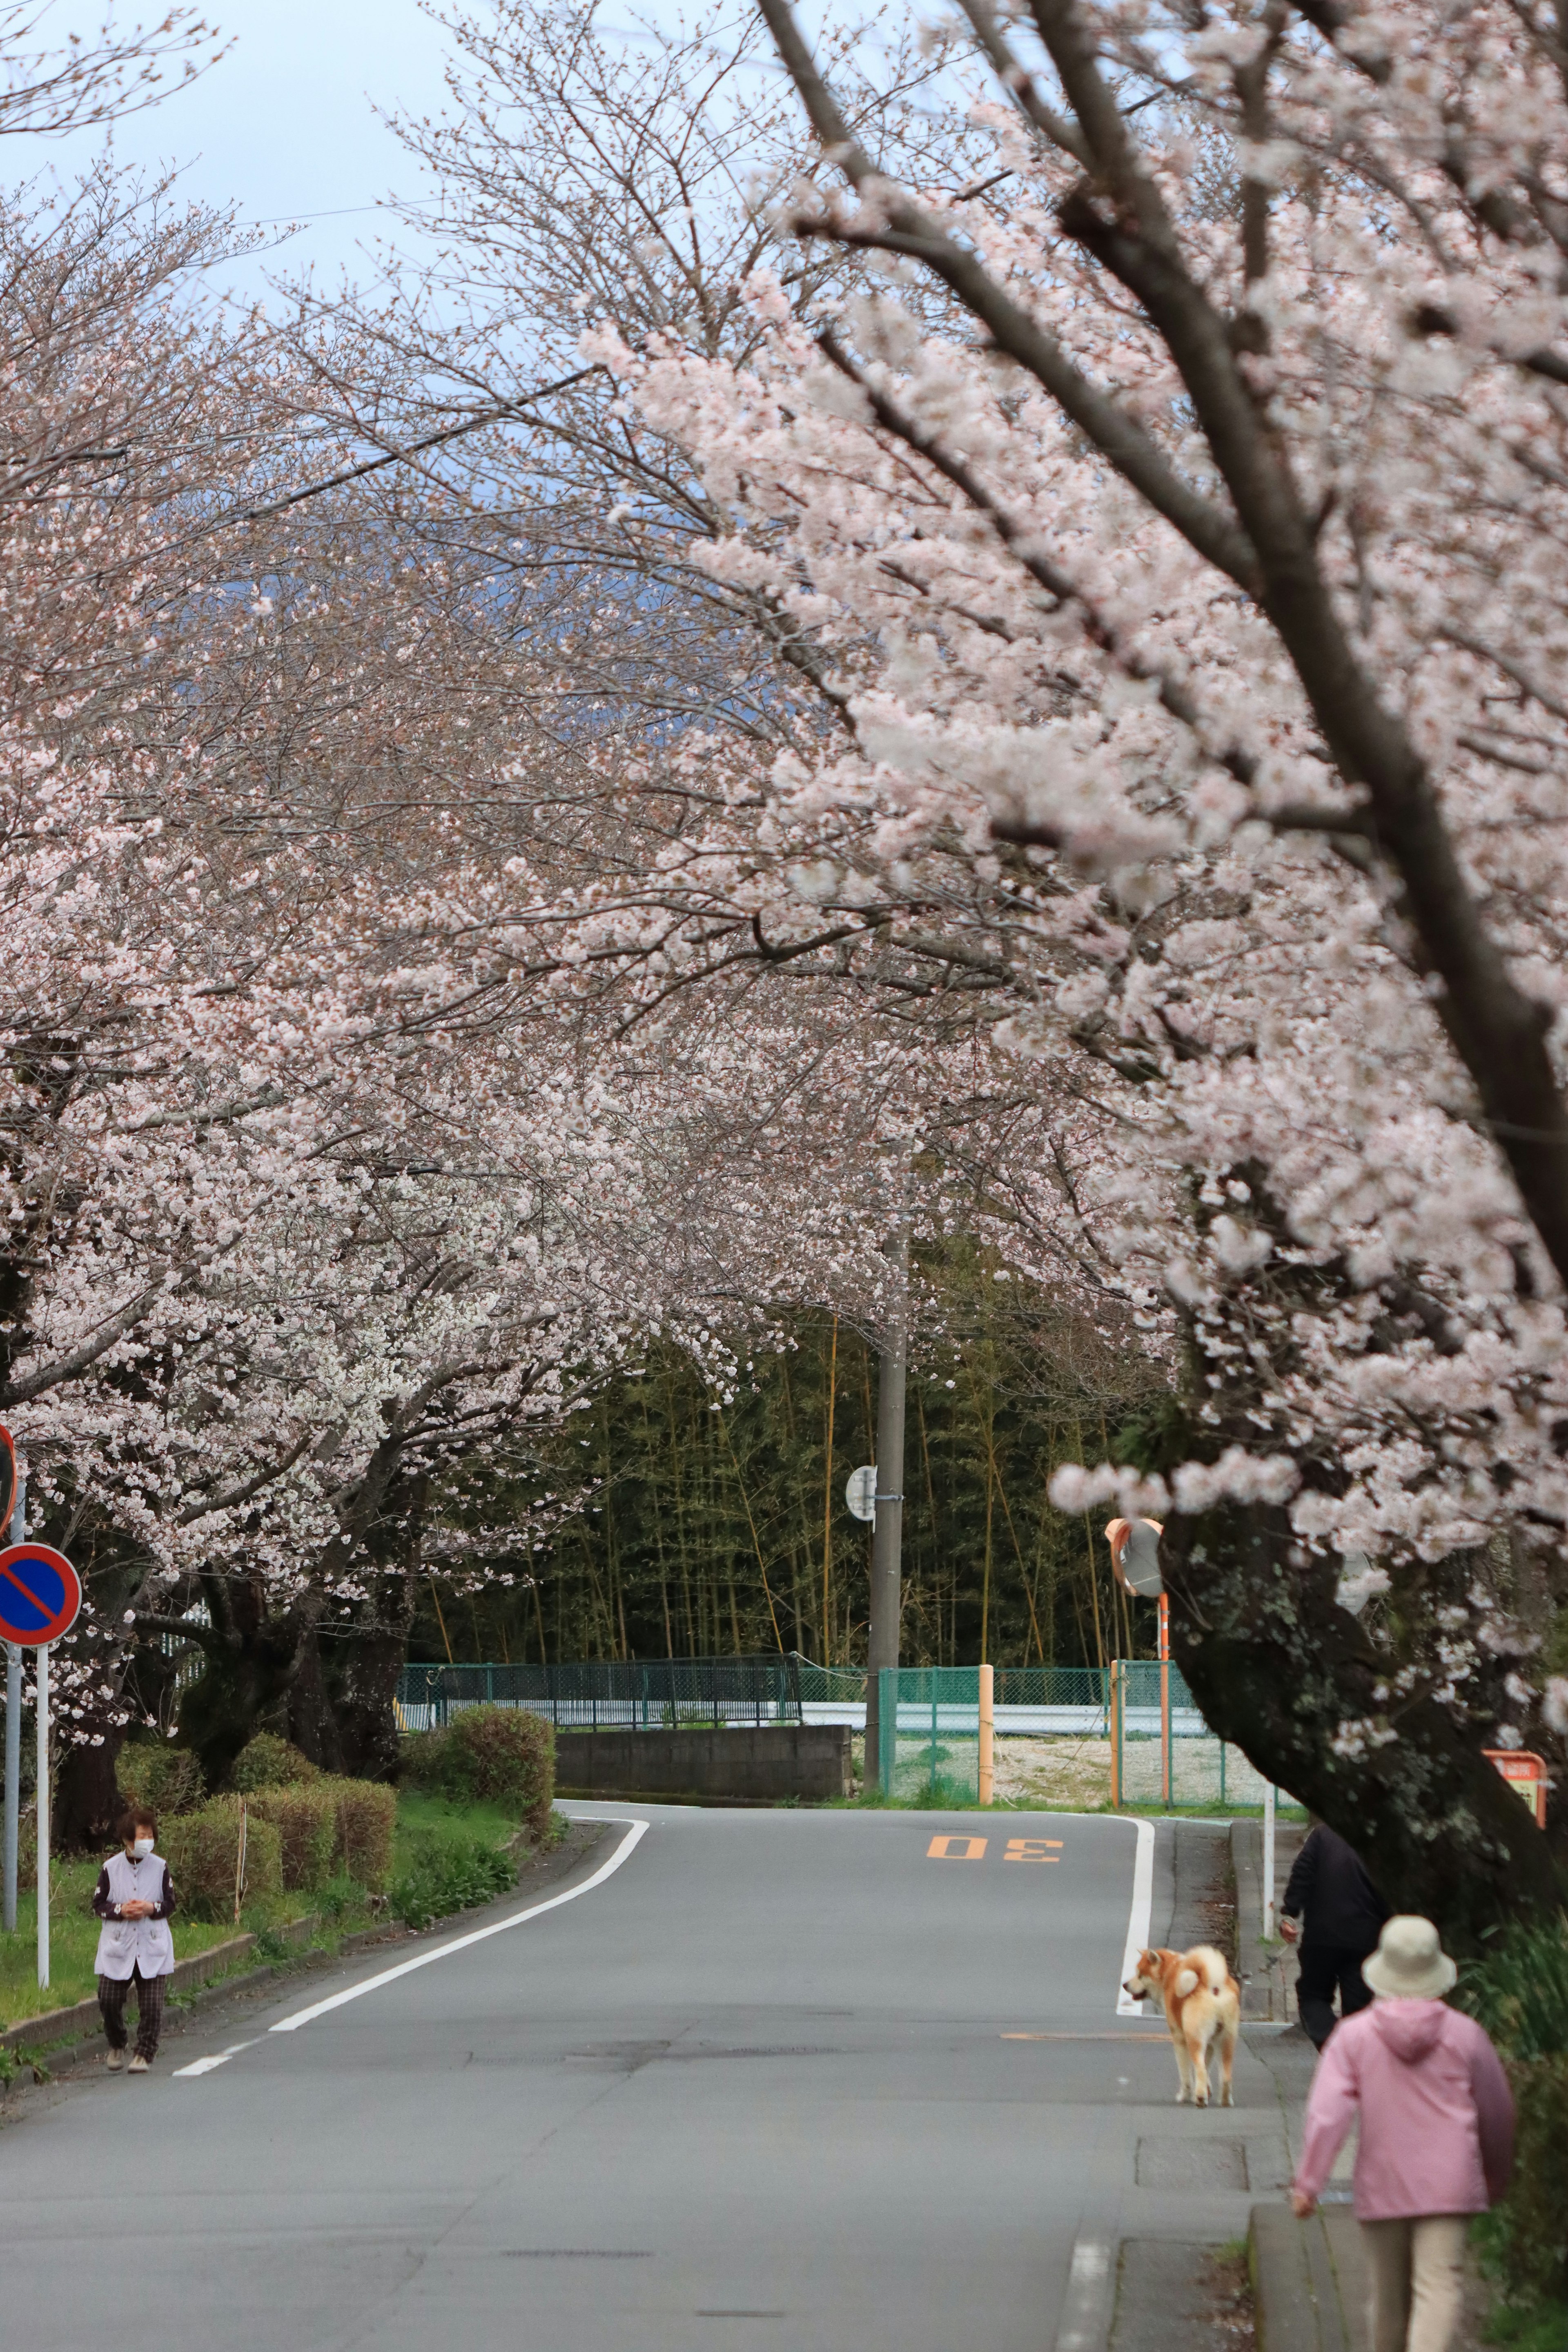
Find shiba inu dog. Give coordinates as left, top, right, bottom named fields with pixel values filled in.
left=1123, top=1943, right=1241, bottom=2107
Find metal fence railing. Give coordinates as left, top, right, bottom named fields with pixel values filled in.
left=795, top=1662, right=1110, bottom=1734
left=1110, top=1660, right=1307, bottom=1813
left=874, top=1667, right=984, bottom=1803
left=395, top=1656, right=804, bottom=1732
left=395, top=1653, right=1303, bottom=1813
left=396, top=1657, right=1111, bottom=1735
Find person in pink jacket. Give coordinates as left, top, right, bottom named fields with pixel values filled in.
left=1290, top=1915, right=1514, bottom=2352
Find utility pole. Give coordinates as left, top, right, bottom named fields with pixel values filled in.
left=864, top=1221, right=908, bottom=1793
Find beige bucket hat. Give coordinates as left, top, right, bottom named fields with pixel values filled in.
left=1361, top=1915, right=1458, bottom=2000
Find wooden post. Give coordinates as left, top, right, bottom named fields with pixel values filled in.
left=978, top=1663, right=993, bottom=1806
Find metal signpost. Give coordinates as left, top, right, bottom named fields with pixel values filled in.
left=0, top=1522, right=82, bottom=1988
left=0, top=1424, right=18, bottom=1936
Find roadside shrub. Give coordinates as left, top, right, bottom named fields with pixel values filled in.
left=1499, top=2057, right=1568, bottom=2306
left=399, top=1728, right=450, bottom=1791
left=1462, top=1913, right=1568, bottom=2063
left=402, top=1706, right=553, bottom=1840
left=231, top=1733, right=319, bottom=1792
left=1462, top=1914, right=1568, bottom=2317
left=390, top=1829, right=515, bottom=1931
left=160, top=1797, right=283, bottom=1922
left=319, top=1776, right=397, bottom=1893
left=244, top=1782, right=337, bottom=1891
left=117, top=1743, right=206, bottom=1820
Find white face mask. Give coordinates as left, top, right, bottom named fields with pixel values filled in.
left=131, top=1837, right=154, bottom=1859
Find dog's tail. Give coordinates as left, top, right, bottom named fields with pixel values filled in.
left=1183, top=1945, right=1230, bottom=1994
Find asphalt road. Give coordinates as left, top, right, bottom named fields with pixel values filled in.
left=0, top=1805, right=1270, bottom=2352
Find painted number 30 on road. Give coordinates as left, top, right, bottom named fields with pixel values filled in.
left=927, top=1835, right=1063, bottom=1862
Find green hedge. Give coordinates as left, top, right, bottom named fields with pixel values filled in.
left=318, top=1777, right=396, bottom=1893
left=401, top=1706, right=554, bottom=1841
left=244, top=1783, right=337, bottom=1891
left=161, top=1797, right=283, bottom=1921
left=117, top=1743, right=206, bottom=1819
left=231, top=1734, right=320, bottom=1792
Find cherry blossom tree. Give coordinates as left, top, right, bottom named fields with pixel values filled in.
left=334, top=0, right=1568, bottom=1929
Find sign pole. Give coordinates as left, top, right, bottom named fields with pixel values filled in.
left=4, top=1472, right=22, bottom=1935
left=1158, top=1593, right=1172, bottom=1807
left=1263, top=1780, right=1277, bottom=1942
left=2, top=1645, right=16, bottom=1933
left=36, top=1637, right=49, bottom=1988
left=0, top=1509, right=78, bottom=1982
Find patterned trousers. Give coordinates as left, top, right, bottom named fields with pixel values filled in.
left=98, top=1966, right=167, bottom=2060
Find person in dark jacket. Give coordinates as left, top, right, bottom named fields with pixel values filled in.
left=1281, top=1820, right=1390, bottom=2049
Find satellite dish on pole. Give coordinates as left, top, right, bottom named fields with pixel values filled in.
left=846, top=1465, right=878, bottom=1523
left=1105, top=1517, right=1165, bottom=1597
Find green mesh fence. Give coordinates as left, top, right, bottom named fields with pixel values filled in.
left=796, top=1662, right=1108, bottom=1726
left=396, top=1657, right=802, bottom=1730
left=1112, top=1661, right=1307, bottom=1813
left=875, top=1668, right=983, bottom=1803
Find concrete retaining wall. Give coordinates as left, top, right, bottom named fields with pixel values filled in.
left=555, top=1725, right=853, bottom=1802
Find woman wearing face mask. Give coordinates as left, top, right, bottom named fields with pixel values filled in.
left=92, top=1807, right=177, bottom=2072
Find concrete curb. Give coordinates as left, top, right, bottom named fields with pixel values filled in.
left=1250, top=2205, right=1365, bottom=2352
left=1053, top=2232, right=1118, bottom=2352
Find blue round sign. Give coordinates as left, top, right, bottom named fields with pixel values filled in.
left=0, top=1543, right=80, bottom=1645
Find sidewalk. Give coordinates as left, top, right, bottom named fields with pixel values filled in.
left=1097, top=1819, right=1305, bottom=2352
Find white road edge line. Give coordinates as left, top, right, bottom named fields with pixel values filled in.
left=1115, top=1817, right=1156, bottom=2017
left=267, top=1814, right=650, bottom=2034
left=173, top=2040, right=257, bottom=2078
left=1053, top=2234, right=1115, bottom=2352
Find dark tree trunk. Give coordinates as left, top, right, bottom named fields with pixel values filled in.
left=1163, top=1502, right=1568, bottom=1948
left=53, top=1736, right=122, bottom=1852
left=286, top=1606, right=344, bottom=1773
left=176, top=1571, right=309, bottom=1790
left=326, top=1572, right=417, bottom=1781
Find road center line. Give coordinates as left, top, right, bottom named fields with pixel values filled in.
left=267, top=1815, right=649, bottom=2035
left=1114, top=1817, right=1156, bottom=2018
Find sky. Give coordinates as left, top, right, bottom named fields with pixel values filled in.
left=11, top=0, right=464, bottom=301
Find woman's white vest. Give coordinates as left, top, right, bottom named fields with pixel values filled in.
left=94, top=1850, right=175, bottom=1980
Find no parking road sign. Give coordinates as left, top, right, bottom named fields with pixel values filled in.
left=0, top=1543, right=80, bottom=1646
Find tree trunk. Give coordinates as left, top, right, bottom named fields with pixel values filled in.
left=53, top=1735, right=122, bottom=1852
left=326, top=1572, right=417, bottom=1780
left=1163, top=1502, right=1568, bottom=1947
left=176, top=1572, right=311, bottom=1789
left=286, top=1601, right=344, bottom=1773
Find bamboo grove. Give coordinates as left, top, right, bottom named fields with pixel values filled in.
left=411, top=1254, right=1168, bottom=1671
